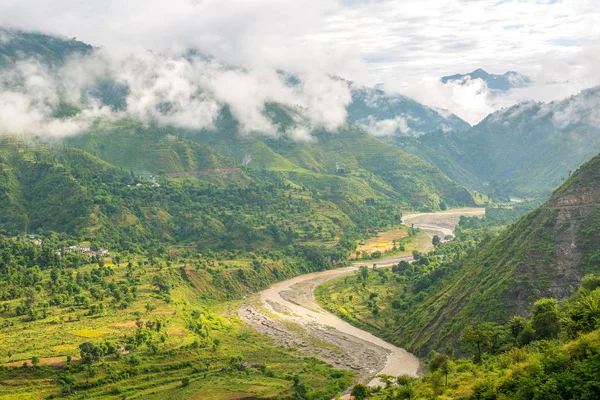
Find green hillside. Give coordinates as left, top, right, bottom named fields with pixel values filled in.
left=408, top=87, right=600, bottom=197
left=189, top=120, right=474, bottom=211
left=318, top=153, right=600, bottom=356
left=65, top=121, right=229, bottom=174
left=358, top=276, right=600, bottom=399
left=0, top=27, right=92, bottom=67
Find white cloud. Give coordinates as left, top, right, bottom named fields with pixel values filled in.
left=0, top=0, right=598, bottom=126
left=0, top=49, right=352, bottom=138
left=355, top=115, right=421, bottom=137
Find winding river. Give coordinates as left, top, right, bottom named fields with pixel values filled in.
left=244, top=207, right=485, bottom=387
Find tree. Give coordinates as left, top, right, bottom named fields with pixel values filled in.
left=428, top=351, right=451, bottom=385
left=351, top=384, right=370, bottom=400
left=432, top=235, right=441, bottom=248
left=359, top=265, right=369, bottom=281
left=79, top=342, right=103, bottom=364
left=151, top=273, right=171, bottom=293
left=31, top=356, right=40, bottom=366
left=508, top=316, right=526, bottom=344
left=532, top=298, right=560, bottom=340
left=462, top=325, right=493, bottom=362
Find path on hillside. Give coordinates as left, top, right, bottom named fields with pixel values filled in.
left=239, top=207, right=485, bottom=390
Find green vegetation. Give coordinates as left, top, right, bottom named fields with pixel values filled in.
left=0, top=28, right=92, bottom=68
left=0, top=235, right=352, bottom=399
left=399, top=88, right=600, bottom=198
left=319, top=151, right=600, bottom=362
left=349, top=275, right=600, bottom=399
left=316, top=213, right=506, bottom=353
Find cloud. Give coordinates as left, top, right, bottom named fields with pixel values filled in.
left=378, top=41, right=600, bottom=125
left=0, top=0, right=598, bottom=126
left=355, top=115, right=420, bottom=136
left=0, top=48, right=352, bottom=139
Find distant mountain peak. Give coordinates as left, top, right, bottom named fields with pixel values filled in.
left=441, top=68, right=531, bottom=91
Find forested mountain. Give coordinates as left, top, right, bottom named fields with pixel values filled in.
left=0, top=27, right=92, bottom=67
left=0, top=120, right=474, bottom=252
left=398, top=150, right=600, bottom=353
left=346, top=85, right=470, bottom=137
left=0, top=28, right=476, bottom=249
left=406, top=86, right=600, bottom=197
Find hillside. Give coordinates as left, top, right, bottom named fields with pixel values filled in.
left=347, top=85, right=470, bottom=137
left=188, top=119, right=474, bottom=211
left=318, top=153, right=600, bottom=356
left=0, top=138, right=352, bottom=253
left=398, top=151, right=600, bottom=353
left=0, top=27, right=92, bottom=67
left=409, top=87, right=600, bottom=197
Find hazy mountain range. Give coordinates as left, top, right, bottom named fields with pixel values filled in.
left=441, top=68, right=532, bottom=91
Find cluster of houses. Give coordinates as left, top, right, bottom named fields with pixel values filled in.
left=28, top=235, right=110, bottom=258
left=60, top=245, right=110, bottom=258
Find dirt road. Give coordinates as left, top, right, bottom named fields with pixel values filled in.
left=239, top=207, right=485, bottom=389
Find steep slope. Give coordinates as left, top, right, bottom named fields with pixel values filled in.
left=411, top=86, right=600, bottom=196
left=65, top=121, right=230, bottom=174
left=188, top=117, right=475, bottom=211
left=347, top=85, right=470, bottom=137
left=401, top=151, right=600, bottom=353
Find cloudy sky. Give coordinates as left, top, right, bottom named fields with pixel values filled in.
left=0, top=0, right=599, bottom=124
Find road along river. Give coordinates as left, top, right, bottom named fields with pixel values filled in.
left=239, top=207, right=485, bottom=389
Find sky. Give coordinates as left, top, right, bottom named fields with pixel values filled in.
left=0, top=0, right=599, bottom=125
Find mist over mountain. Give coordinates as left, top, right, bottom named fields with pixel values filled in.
left=0, top=28, right=476, bottom=247
left=347, top=85, right=471, bottom=137
left=407, top=85, right=600, bottom=197
left=441, top=68, right=531, bottom=91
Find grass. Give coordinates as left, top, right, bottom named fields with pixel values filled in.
left=0, top=257, right=353, bottom=399
left=353, top=227, right=409, bottom=258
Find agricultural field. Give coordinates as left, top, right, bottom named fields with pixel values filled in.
left=352, top=228, right=408, bottom=258
left=352, top=226, right=426, bottom=260
left=0, top=247, right=353, bottom=399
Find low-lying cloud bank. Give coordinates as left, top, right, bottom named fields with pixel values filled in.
left=0, top=48, right=352, bottom=139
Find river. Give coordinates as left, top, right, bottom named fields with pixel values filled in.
left=240, top=207, right=485, bottom=388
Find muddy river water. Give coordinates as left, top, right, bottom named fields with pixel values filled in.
left=240, top=207, right=485, bottom=388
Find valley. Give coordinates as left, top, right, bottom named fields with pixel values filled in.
left=0, top=14, right=600, bottom=400
left=241, top=208, right=484, bottom=389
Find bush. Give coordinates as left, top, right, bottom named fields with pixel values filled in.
left=351, top=384, right=370, bottom=400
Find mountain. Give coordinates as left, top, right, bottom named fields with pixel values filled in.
left=0, top=27, right=92, bottom=67
left=409, top=86, right=600, bottom=197
left=347, top=85, right=471, bottom=137
left=441, top=68, right=531, bottom=91
left=0, top=28, right=476, bottom=248
left=400, top=150, right=600, bottom=353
